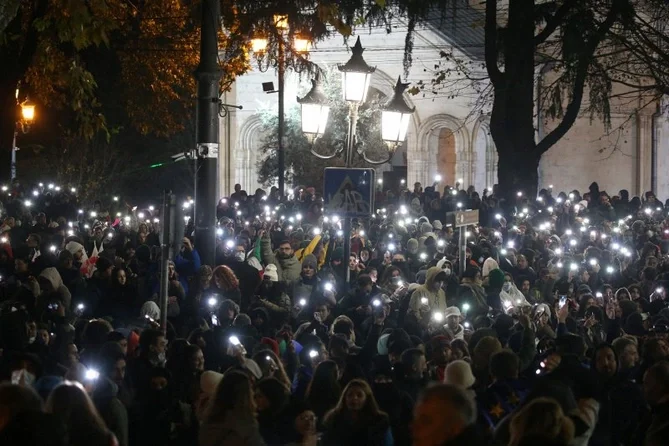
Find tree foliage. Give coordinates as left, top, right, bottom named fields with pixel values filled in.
left=255, top=66, right=390, bottom=188
left=1, top=0, right=250, bottom=140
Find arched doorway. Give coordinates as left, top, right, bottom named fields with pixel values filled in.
left=436, top=128, right=457, bottom=185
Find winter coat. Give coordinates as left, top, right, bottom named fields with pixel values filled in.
left=409, top=267, right=448, bottom=322
left=174, top=248, right=201, bottom=294
left=260, top=236, right=302, bottom=285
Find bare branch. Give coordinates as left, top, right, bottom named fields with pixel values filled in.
left=534, top=0, right=579, bottom=46
left=536, top=0, right=624, bottom=155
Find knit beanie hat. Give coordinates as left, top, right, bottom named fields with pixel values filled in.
left=302, top=254, right=318, bottom=271
left=420, top=222, right=433, bottom=235
left=407, top=238, right=419, bottom=252
left=140, top=301, right=160, bottom=320
left=264, top=264, right=279, bottom=282
left=432, top=220, right=443, bottom=230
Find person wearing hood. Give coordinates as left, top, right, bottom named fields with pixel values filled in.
left=36, top=267, right=72, bottom=313
left=65, top=240, right=88, bottom=271
left=499, top=272, right=531, bottom=314
left=408, top=266, right=449, bottom=325
left=436, top=257, right=459, bottom=297
left=260, top=232, right=301, bottom=286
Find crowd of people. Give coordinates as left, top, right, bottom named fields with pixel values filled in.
left=0, top=177, right=668, bottom=446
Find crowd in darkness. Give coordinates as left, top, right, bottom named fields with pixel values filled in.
left=0, top=178, right=668, bottom=446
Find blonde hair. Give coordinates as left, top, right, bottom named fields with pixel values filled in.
left=509, top=398, right=575, bottom=446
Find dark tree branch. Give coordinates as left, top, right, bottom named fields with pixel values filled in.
left=534, top=0, right=578, bottom=46
left=536, top=0, right=624, bottom=156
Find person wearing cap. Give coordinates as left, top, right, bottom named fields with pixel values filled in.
left=409, top=267, right=449, bottom=325
left=442, top=306, right=465, bottom=340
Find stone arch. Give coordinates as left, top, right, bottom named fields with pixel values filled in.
left=236, top=114, right=264, bottom=192
left=471, top=117, right=497, bottom=191
left=414, top=114, right=470, bottom=188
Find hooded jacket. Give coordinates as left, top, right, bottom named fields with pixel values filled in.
left=260, top=236, right=302, bottom=285
left=409, top=267, right=448, bottom=322
left=38, top=267, right=72, bottom=309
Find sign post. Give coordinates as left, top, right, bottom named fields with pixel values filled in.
left=323, top=168, right=375, bottom=285
left=452, top=210, right=479, bottom=277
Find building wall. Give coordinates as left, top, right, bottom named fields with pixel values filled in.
left=220, top=22, right=659, bottom=200
left=220, top=22, right=496, bottom=196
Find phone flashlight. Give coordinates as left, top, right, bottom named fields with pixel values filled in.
left=299, top=299, right=307, bottom=307
left=309, top=350, right=319, bottom=359
left=208, top=297, right=217, bottom=307
left=85, top=369, right=100, bottom=381
left=229, top=336, right=241, bottom=346
left=421, top=297, right=429, bottom=305
left=324, top=282, right=333, bottom=292
left=462, top=303, right=471, bottom=312
left=372, top=299, right=381, bottom=307
left=432, top=312, right=444, bottom=323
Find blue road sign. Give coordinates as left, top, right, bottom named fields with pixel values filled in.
left=323, top=168, right=375, bottom=218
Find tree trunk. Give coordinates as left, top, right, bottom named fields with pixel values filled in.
left=496, top=144, right=540, bottom=208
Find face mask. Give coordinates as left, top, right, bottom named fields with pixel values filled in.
left=235, top=252, right=246, bottom=262
left=150, top=351, right=166, bottom=367
left=28, top=336, right=36, bottom=344
left=503, top=282, right=512, bottom=292
left=443, top=268, right=451, bottom=276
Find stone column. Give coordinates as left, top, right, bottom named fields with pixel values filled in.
left=654, top=97, right=669, bottom=199
left=637, top=113, right=654, bottom=196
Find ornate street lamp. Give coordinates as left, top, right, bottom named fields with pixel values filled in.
left=338, top=37, right=375, bottom=104
left=381, top=77, right=415, bottom=150
left=297, top=72, right=330, bottom=144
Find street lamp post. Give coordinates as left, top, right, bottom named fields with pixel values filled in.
left=298, top=37, right=414, bottom=285
left=11, top=94, right=36, bottom=181
left=251, top=17, right=310, bottom=199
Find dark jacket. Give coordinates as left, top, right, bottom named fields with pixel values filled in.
left=321, top=412, right=392, bottom=446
